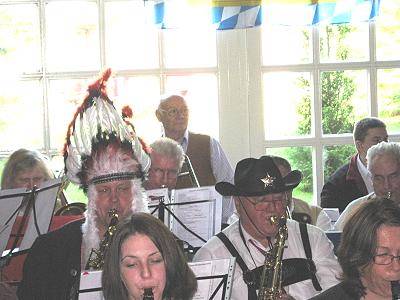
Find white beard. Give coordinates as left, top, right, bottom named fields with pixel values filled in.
left=80, top=178, right=148, bottom=269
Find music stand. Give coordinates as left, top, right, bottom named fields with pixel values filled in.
left=77, top=258, right=236, bottom=300
left=0, top=178, right=62, bottom=266
left=147, top=186, right=222, bottom=250
left=189, top=258, right=236, bottom=300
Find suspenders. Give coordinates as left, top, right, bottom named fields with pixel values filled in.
left=216, top=232, right=258, bottom=300
left=217, top=222, right=322, bottom=299
left=299, top=222, right=322, bottom=291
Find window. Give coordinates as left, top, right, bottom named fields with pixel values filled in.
left=1, top=0, right=400, bottom=206
left=260, top=0, right=400, bottom=203
left=0, top=0, right=218, bottom=203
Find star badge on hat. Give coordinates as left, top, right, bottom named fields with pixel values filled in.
left=260, top=173, right=275, bottom=189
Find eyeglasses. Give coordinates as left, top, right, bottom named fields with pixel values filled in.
left=159, top=108, right=189, bottom=118
left=150, top=168, right=179, bottom=179
left=242, top=194, right=287, bottom=211
left=373, top=253, right=400, bottom=265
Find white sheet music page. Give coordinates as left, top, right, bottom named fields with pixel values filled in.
left=0, top=187, right=26, bottom=256
left=78, top=270, right=104, bottom=300
left=189, top=258, right=236, bottom=300
left=171, top=186, right=222, bottom=248
left=19, top=178, right=62, bottom=251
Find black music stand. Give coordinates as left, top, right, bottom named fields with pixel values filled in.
left=0, top=178, right=62, bottom=267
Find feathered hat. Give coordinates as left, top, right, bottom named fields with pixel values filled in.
left=63, top=68, right=151, bottom=188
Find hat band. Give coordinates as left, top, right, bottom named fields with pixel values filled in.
left=89, top=171, right=141, bottom=185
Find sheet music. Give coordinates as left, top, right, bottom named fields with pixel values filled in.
left=189, top=258, right=236, bottom=300
left=78, top=270, right=103, bottom=300
left=78, top=258, right=235, bottom=300
left=171, top=186, right=222, bottom=248
left=19, top=178, right=62, bottom=251
left=0, top=187, right=26, bottom=256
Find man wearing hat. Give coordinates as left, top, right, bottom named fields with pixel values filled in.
left=17, top=69, right=151, bottom=299
left=193, top=156, right=341, bottom=299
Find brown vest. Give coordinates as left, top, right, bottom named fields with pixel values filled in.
left=176, top=132, right=216, bottom=189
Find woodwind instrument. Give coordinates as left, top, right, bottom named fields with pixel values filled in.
left=258, top=212, right=288, bottom=300
left=143, top=288, right=154, bottom=299
left=85, top=208, right=119, bottom=270
left=392, top=281, right=400, bottom=300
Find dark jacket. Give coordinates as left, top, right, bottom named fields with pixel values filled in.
left=17, top=219, right=84, bottom=300
left=320, top=155, right=368, bottom=213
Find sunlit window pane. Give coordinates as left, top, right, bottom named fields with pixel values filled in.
left=163, top=28, right=217, bottom=68
left=105, top=1, right=159, bottom=70
left=323, top=145, right=354, bottom=182
left=45, top=1, right=100, bottom=72
left=48, top=78, right=89, bottom=150
left=377, top=68, right=400, bottom=133
left=263, top=72, right=312, bottom=139
left=321, top=70, right=368, bottom=135
left=376, top=0, right=400, bottom=61
left=262, top=25, right=312, bottom=65
left=111, top=76, right=161, bottom=144
left=0, top=80, right=43, bottom=150
left=266, top=146, right=313, bottom=204
left=0, top=4, right=41, bottom=73
left=319, top=24, right=369, bottom=63
left=50, top=155, right=88, bottom=204
left=165, top=74, right=219, bottom=139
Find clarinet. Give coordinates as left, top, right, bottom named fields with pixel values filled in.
left=143, top=288, right=154, bottom=299
left=392, top=281, right=400, bottom=300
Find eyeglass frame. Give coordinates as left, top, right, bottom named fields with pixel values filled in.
left=372, top=253, right=400, bottom=265
left=149, top=167, right=179, bottom=179
left=159, top=107, right=189, bottom=118
left=239, top=192, right=289, bottom=211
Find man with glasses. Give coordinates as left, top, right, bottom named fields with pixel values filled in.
left=144, top=137, right=184, bottom=191
left=193, top=156, right=341, bottom=299
left=155, top=93, right=235, bottom=223
left=334, top=141, right=400, bottom=230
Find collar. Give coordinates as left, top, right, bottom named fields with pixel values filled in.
left=239, top=222, right=269, bottom=253
left=356, top=155, right=373, bottom=193
left=180, top=129, right=189, bottom=152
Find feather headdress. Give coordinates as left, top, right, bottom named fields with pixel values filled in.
left=63, top=68, right=151, bottom=186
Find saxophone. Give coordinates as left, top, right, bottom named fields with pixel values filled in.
left=85, top=208, right=119, bottom=270
left=258, top=212, right=288, bottom=300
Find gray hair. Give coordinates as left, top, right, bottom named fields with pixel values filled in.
left=353, top=117, right=386, bottom=142
left=150, top=137, right=185, bottom=169
left=366, top=141, right=400, bottom=172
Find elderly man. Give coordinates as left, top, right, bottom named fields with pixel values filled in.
left=145, top=137, right=233, bottom=224
left=334, top=141, right=400, bottom=231
left=17, top=69, right=151, bottom=299
left=155, top=94, right=234, bottom=221
left=144, top=137, right=185, bottom=190
left=193, top=156, right=341, bottom=299
left=321, top=117, right=388, bottom=212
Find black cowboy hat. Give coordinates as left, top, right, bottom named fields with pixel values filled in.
left=215, top=156, right=302, bottom=197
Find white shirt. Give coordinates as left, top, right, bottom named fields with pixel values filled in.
left=181, top=130, right=235, bottom=223
left=333, top=192, right=376, bottom=231
left=357, top=155, right=374, bottom=194
left=193, top=220, right=341, bottom=300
